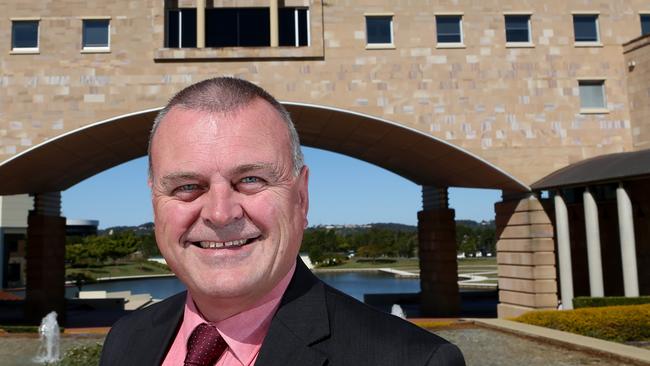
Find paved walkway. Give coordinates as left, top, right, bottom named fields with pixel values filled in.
left=2, top=319, right=649, bottom=365
left=470, top=318, right=650, bottom=365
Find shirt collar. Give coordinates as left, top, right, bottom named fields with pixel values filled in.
left=182, top=263, right=296, bottom=365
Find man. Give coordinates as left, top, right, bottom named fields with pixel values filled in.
left=100, top=77, right=465, bottom=366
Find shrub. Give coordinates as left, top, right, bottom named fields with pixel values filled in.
left=0, top=325, right=40, bottom=333
left=514, top=304, right=650, bottom=343
left=56, top=342, right=103, bottom=366
left=573, top=296, right=650, bottom=308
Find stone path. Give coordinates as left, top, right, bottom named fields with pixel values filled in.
left=434, top=328, right=642, bottom=366
left=0, top=326, right=645, bottom=365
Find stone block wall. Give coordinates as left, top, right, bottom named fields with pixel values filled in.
left=624, top=35, right=650, bottom=151
left=495, top=195, right=557, bottom=318
left=1, top=0, right=649, bottom=185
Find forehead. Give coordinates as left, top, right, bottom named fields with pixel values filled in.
left=150, top=99, right=292, bottom=174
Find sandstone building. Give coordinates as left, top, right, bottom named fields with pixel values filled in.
left=0, top=0, right=648, bottom=320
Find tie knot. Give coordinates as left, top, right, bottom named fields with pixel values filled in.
left=184, top=323, right=228, bottom=366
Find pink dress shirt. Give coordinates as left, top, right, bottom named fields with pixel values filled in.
left=161, top=263, right=296, bottom=366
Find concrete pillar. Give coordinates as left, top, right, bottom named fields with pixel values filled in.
left=196, top=0, right=206, bottom=48
left=554, top=192, right=574, bottom=310
left=418, top=186, right=460, bottom=316
left=26, top=192, right=66, bottom=323
left=496, top=192, right=557, bottom=318
left=616, top=184, right=639, bottom=297
left=583, top=188, right=604, bottom=297
left=270, top=0, right=279, bottom=47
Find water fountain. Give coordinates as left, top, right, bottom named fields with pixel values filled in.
left=33, top=311, right=61, bottom=364
left=390, top=304, right=406, bottom=319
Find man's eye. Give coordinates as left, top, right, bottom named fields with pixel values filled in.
left=240, top=177, right=261, bottom=184
left=236, top=176, right=266, bottom=192
left=177, top=184, right=198, bottom=192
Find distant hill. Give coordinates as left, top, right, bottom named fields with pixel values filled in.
left=98, top=222, right=154, bottom=236
left=310, top=220, right=493, bottom=234
left=97, top=219, right=494, bottom=236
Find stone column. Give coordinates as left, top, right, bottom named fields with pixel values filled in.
left=616, top=184, right=639, bottom=297
left=26, top=192, right=66, bottom=323
left=418, top=186, right=460, bottom=316
left=196, top=0, right=206, bottom=48
left=270, top=0, right=279, bottom=47
left=554, top=191, right=574, bottom=310
left=583, top=188, right=604, bottom=297
left=496, top=192, right=557, bottom=318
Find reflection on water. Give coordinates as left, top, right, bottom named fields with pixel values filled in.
left=317, top=272, right=420, bottom=301
left=67, top=271, right=421, bottom=301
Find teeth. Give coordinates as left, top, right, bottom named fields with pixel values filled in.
left=198, top=238, right=248, bottom=249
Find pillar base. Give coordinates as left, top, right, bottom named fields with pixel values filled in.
left=418, top=209, right=460, bottom=317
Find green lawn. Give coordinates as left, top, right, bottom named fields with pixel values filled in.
left=65, top=257, right=497, bottom=280
left=66, top=261, right=171, bottom=280
left=325, top=258, right=420, bottom=270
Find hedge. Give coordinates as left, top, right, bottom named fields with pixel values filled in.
left=573, top=296, right=650, bottom=309
left=57, top=342, right=103, bottom=366
left=514, top=304, right=650, bottom=343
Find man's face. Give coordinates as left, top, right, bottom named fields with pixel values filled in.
left=149, top=99, right=308, bottom=312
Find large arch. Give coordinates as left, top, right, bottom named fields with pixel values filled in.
left=0, top=103, right=529, bottom=322
left=0, top=103, right=528, bottom=194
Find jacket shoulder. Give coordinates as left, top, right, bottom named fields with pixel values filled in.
left=100, top=291, right=186, bottom=366
left=320, top=285, right=465, bottom=365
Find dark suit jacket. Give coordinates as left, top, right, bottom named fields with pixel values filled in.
left=100, top=259, right=465, bottom=365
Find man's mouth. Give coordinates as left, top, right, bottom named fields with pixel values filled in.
left=189, top=236, right=261, bottom=249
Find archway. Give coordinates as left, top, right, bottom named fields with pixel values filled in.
left=0, top=103, right=529, bottom=320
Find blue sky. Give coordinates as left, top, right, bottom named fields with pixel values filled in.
left=61, top=147, right=501, bottom=229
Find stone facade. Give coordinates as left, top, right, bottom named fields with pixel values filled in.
left=1, top=0, right=649, bottom=185
left=495, top=195, right=558, bottom=317
left=624, top=34, right=650, bottom=151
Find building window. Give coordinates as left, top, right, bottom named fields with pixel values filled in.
left=206, top=8, right=270, bottom=47
left=279, top=8, right=309, bottom=47
left=12, top=20, right=39, bottom=50
left=573, top=14, right=599, bottom=43
left=436, top=15, right=463, bottom=44
left=166, top=8, right=197, bottom=48
left=579, top=80, right=606, bottom=110
left=82, top=19, right=110, bottom=50
left=505, top=15, right=531, bottom=43
left=365, top=15, right=393, bottom=46
left=641, top=14, right=650, bottom=36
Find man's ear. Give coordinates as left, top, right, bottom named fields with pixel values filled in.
left=298, top=166, right=309, bottom=218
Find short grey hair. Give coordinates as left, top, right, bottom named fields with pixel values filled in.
left=148, top=77, right=304, bottom=177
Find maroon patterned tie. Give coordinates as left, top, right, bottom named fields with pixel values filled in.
left=184, top=323, right=228, bottom=366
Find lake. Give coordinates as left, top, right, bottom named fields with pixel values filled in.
left=71, top=271, right=421, bottom=302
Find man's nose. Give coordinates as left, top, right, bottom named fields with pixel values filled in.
left=201, top=184, right=244, bottom=227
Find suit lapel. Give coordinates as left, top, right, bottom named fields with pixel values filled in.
left=123, top=292, right=185, bottom=365
left=256, top=260, right=330, bottom=366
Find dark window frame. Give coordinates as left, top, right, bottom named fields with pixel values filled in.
left=641, top=14, right=650, bottom=36
left=365, top=15, right=393, bottom=45
left=573, top=14, right=599, bottom=43
left=166, top=8, right=197, bottom=48
left=82, top=19, right=110, bottom=49
left=436, top=15, right=463, bottom=44
left=505, top=14, right=531, bottom=43
left=279, top=7, right=309, bottom=47
left=11, top=20, right=39, bottom=50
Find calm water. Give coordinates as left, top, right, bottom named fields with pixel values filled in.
left=68, top=271, right=421, bottom=301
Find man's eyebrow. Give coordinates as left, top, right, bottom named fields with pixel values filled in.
left=158, top=172, right=201, bottom=189
left=232, top=163, right=282, bottom=180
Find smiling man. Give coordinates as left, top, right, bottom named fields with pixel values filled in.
left=100, top=77, right=465, bottom=366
